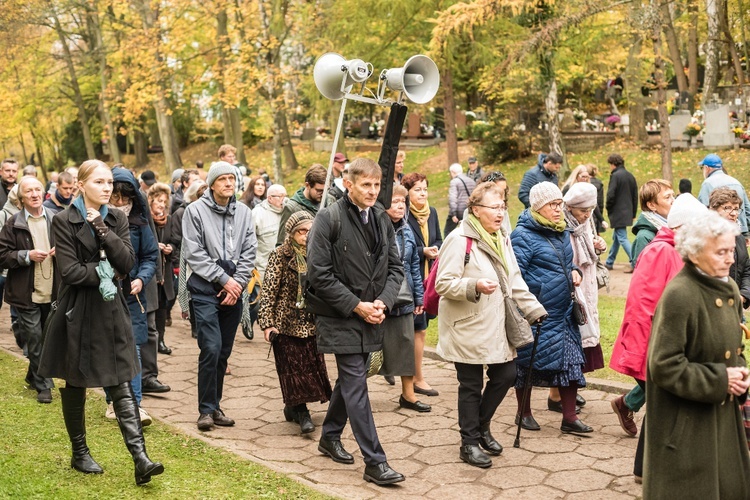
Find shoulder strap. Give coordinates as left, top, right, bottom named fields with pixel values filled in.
left=328, top=201, right=342, bottom=243
left=458, top=177, right=471, bottom=197
left=541, top=234, right=573, bottom=296
left=464, top=236, right=472, bottom=265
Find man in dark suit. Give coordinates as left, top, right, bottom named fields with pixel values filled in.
left=307, top=158, right=405, bottom=486
left=604, top=153, right=638, bottom=272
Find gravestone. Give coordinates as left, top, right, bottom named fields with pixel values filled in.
left=703, top=104, right=734, bottom=148
left=669, top=111, right=692, bottom=148
left=359, top=120, right=371, bottom=138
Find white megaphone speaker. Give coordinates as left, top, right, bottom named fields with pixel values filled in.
left=314, top=52, right=372, bottom=100
left=382, top=55, right=440, bottom=104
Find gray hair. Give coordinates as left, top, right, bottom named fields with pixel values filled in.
left=184, top=179, right=207, bottom=203
left=449, top=163, right=463, bottom=175
left=675, top=211, right=740, bottom=260
left=267, top=184, right=287, bottom=197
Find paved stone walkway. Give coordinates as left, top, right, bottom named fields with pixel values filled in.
left=1, top=311, right=644, bottom=499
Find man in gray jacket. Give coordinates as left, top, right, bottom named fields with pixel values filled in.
left=445, top=163, right=476, bottom=236
left=183, top=161, right=257, bottom=431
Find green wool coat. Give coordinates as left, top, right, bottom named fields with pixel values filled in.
left=645, top=263, right=750, bottom=499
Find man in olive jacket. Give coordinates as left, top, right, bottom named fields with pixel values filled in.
left=604, top=153, right=638, bottom=272
left=306, top=158, right=405, bottom=486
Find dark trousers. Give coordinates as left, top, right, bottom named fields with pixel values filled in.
left=634, top=378, right=646, bottom=477
left=192, top=295, right=242, bottom=415
left=141, top=311, right=158, bottom=382
left=322, top=353, right=386, bottom=466
left=455, top=361, right=516, bottom=445
left=17, top=302, right=53, bottom=392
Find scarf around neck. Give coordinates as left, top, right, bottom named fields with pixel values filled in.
left=467, top=214, right=507, bottom=272
left=642, top=211, right=668, bottom=231
left=563, top=210, right=598, bottom=267
left=108, top=200, right=133, bottom=217
left=291, top=241, right=308, bottom=308
left=152, top=210, right=167, bottom=227
left=54, top=189, right=72, bottom=206
left=410, top=201, right=431, bottom=275
left=531, top=209, right=567, bottom=232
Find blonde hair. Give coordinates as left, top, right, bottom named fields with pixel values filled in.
left=77, top=159, right=110, bottom=185
left=561, top=165, right=590, bottom=193
left=148, top=182, right=172, bottom=210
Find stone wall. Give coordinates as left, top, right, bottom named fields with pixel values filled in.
left=562, top=131, right=618, bottom=153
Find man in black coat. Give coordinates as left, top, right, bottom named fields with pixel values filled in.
left=604, top=153, right=638, bottom=272
left=307, top=158, right=405, bottom=486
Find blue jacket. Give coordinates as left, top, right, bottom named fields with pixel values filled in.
left=517, top=154, right=559, bottom=208
left=112, top=168, right=158, bottom=345
left=390, top=217, right=424, bottom=316
left=510, top=210, right=581, bottom=371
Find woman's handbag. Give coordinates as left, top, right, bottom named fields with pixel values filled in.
left=366, top=350, right=384, bottom=377
left=595, top=258, right=610, bottom=291
left=393, top=279, right=414, bottom=308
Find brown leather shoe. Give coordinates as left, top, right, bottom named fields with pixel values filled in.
left=611, top=395, right=638, bottom=437
left=624, top=267, right=634, bottom=274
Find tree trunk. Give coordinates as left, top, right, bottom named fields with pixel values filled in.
left=132, top=0, right=182, bottom=173
left=738, top=0, right=750, bottom=83
left=704, top=0, right=721, bottom=102
left=134, top=129, right=149, bottom=167
left=441, top=66, right=459, bottom=165
left=687, top=0, right=699, bottom=95
left=624, top=33, right=648, bottom=143
left=29, top=127, right=46, bottom=178
left=540, top=53, right=565, bottom=164
left=652, top=9, right=673, bottom=183
left=88, top=6, right=121, bottom=164
left=720, top=0, right=745, bottom=86
left=216, top=9, right=247, bottom=166
left=272, top=114, right=283, bottom=185
left=52, top=12, right=96, bottom=159
left=277, top=108, right=298, bottom=170
left=660, top=1, right=689, bottom=94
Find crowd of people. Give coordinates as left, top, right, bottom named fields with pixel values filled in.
left=0, top=147, right=748, bottom=494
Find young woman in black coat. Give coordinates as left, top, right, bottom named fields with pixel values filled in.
left=38, top=160, right=164, bottom=485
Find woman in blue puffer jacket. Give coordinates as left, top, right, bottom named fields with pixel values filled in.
left=510, top=182, right=591, bottom=435
left=379, top=185, right=429, bottom=413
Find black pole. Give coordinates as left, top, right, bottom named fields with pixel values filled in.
left=514, top=322, right=542, bottom=448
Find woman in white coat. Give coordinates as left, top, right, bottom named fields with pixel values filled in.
left=436, top=182, right=546, bottom=469
left=562, top=183, right=607, bottom=372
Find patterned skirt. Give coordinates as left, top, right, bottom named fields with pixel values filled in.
left=272, top=334, right=332, bottom=406
left=515, top=330, right=587, bottom=388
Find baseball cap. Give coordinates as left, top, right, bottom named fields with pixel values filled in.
left=140, top=170, right=157, bottom=186
left=333, top=152, right=348, bottom=163
left=698, top=154, right=722, bottom=169
left=468, top=157, right=477, bottom=163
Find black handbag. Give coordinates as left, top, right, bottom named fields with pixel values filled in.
left=187, top=259, right=236, bottom=296
left=542, top=236, right=588, bottom=326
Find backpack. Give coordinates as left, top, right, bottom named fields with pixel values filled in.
left=423, top=237, right=472, bottom=316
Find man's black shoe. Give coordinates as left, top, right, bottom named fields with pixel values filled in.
left=478, top=422, right=502, bottom=456
left=459, top=444, right=492, bottom=468
left=142, top=378, right=171, bottom=394
left=363, top=462, right=405, bottom=485
left=158, top=341, right=172, bottom=355
left=37, top=388, right=53, bottom=404
left=318, top=438, right=354, bottom=464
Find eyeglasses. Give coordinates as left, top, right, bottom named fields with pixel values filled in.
left=720, top=205, right=740, bottom=215
left=474, top=204, right=506, bottom=212
left=547, top=201, right=563, bottom=210
left=295, top=228, right=310, bottom=235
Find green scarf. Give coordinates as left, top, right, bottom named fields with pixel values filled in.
left=531, top=210, right=567, bottom=232
left=292, top=241, right=308, bottom=308
left=467, top=214, right=507, bottom=271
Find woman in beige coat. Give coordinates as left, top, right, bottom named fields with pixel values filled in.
left=436, top=182, right=546, bottom=469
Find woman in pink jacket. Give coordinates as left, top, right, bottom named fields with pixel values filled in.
left=609, top=193, right=706, bottom=484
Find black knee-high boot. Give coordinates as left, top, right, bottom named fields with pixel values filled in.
left=108, top=382, right=164, bottom=485
left=60, top=386, right=104, bottom=474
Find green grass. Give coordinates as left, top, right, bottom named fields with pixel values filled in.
left=0, top=352, right=332, bottom=499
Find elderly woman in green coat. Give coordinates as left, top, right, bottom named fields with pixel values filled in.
left=645, top=210, right=750, bottom=498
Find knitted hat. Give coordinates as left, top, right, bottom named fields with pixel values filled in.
left=563, top=182, right=598, bottom=208
left=207, top=161, right=237, bottom=187
left=171, top=168, right=184, bottom=184
left=285, top=210, right=314, bottom=236
left=667, top=193, right=707, bottom=229
left=529, top=181, right=564, bottom=212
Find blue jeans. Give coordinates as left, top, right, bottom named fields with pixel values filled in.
left=192, top=295, right=242, bottom=415
left=606, top=227, right=632, bottom=267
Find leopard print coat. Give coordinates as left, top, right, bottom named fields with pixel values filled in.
left=257, top=243, right=316, bottom=338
